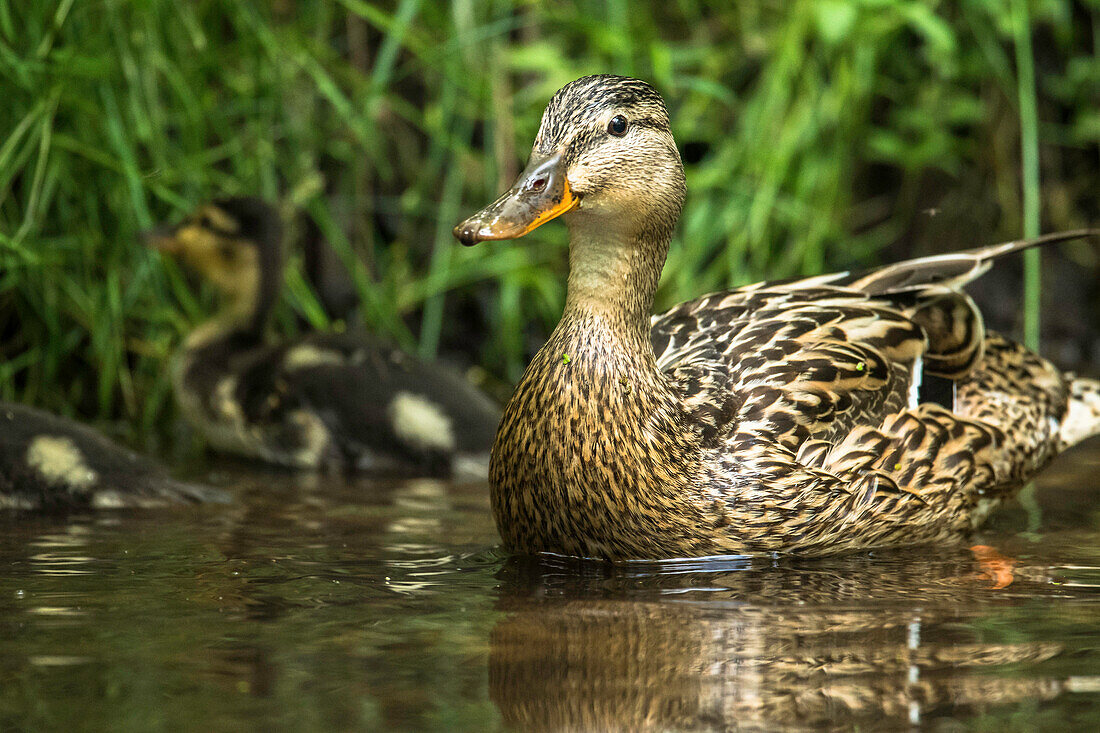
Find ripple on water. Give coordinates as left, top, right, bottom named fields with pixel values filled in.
left=0, top=444, right=1099, bottom=730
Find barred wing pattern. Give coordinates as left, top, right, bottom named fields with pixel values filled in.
left=653, top=280, right=934, bottom=446
left=648, top=232, right=1089, bottom=554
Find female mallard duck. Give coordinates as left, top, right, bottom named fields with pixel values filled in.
left=148, top=197, right=500, bottom=473
left=454, top=74, right=1100, bottom=559
left=0, top=402, right=222, bottom=510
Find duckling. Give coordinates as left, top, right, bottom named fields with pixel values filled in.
left=454, top=74, right=1100, bottom=559
left=148, top=197, right=500, bottom=473
left=0, top=402, right=223, bottom=510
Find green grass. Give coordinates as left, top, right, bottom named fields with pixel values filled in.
left=0, top=0, right=1097, bottom=442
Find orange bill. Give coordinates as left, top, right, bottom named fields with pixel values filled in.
left=454, top=151, right=578, bottom=246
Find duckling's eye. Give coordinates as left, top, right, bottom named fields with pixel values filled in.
left=218, top=243, right=238, bottom=263
left=607, top=115, right=629, bottom=137
left=198, top=214, right=214, bottom=229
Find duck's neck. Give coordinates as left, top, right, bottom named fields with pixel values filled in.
left=561, top=216, right=667, bottom=348
left=548, top=217, right=682, bottom=427
left=490, top=219, right=707, bottom=557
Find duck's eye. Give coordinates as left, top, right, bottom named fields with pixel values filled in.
left=197, top=214, right=214, bottom=229
left=607, top=115, right=628, bottom=136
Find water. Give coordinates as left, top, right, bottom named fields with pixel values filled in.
left=2, top=442, right=1100, bottom=731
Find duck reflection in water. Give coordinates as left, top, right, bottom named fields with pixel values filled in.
left=489, top=552, right=1073, bottom=731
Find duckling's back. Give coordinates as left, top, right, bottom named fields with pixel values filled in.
left=0, top=403, right=223, bottom=510
left=173, top=329, right=500, bottom=473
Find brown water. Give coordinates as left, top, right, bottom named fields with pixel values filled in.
left=2, top=442, right=1100, bottom=731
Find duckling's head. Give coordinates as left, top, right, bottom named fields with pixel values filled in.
left=148, top=197, right=283, bottom=333
left=454, top=75, right=685, bottom=248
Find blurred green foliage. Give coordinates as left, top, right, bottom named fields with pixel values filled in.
left=0, top=0, right=1097, bottom=440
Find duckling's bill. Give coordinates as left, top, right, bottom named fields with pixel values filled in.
left=142, top=223, right=184, bottom=254
left=454, top=151, right=578, bottom=245
left=143, top=204, right=241, bottom=256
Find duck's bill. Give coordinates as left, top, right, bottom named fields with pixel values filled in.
left=141, top=225, right=183, bottom=254
left=453, top=151, right=578, bottom=246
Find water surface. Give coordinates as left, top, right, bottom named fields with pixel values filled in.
left=2, top=442, right=1100, bottom=731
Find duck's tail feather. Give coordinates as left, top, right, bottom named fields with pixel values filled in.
left=847, top=229, right=1097, bottom=296
left=1060, top=377, right=1100, bottom=450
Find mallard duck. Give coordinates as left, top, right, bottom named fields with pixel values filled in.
left=454, top=74, right=1100, bottom=559
left=148, top=197, right=500, bottom=473
left=0, top=402, right=223, bottom=510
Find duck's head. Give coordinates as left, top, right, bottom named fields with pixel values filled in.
left=147, top=197, right=283, bottom=333
left=454, top=75, right=685, bottom=248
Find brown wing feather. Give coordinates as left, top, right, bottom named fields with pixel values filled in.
left=648, top=231, right=1092, bottom=554
left=652, top=283, right=926, bottom=449
left=837, top=229, right=1093, bottom=378
left=895, top=287, right=985, bottom=379
left=844, top=229, right=1095, bottom=295
left=746, top=336, right=1069, bottom=554
left=652, top=229, right=1096, bottom=444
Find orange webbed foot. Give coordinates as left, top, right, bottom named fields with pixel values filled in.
left=970, top=544, right=1018, bottom=589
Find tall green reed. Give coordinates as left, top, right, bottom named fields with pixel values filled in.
left=0, top=0, right=1095, bottom=442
